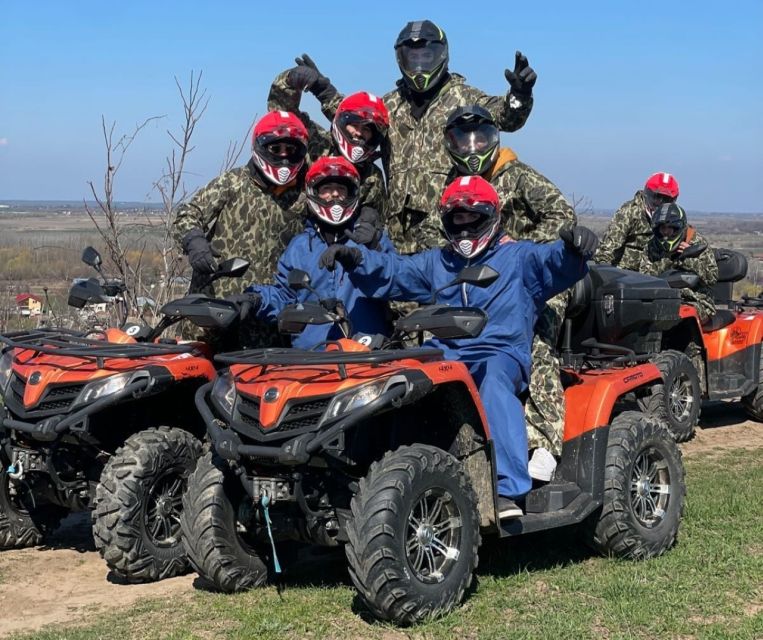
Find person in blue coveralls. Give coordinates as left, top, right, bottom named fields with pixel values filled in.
left=318, top=175, right=598, bottom=518
left=229, top=156, right=394, bottom=347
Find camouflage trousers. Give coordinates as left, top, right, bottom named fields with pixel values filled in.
left=682, top=290, right=716, bottom=324
left=524, top=290, right=570, bottom=456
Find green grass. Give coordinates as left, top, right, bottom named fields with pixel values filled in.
left=20, top=447, right=763, bottom=640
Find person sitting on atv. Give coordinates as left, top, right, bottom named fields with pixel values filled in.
left=639, top=202, right=719, bottom=323
left=443, top=104, right=576, bottom=481
left=268, top=62, right=389, bottom=218
left=229, top=156, right=393, bottom=348
left=595, top=172, right=680, bottom=270
left=318, top=176, right=597, bottom=518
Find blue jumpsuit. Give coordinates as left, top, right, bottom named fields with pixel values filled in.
left=347, top=234, right=588, bottom=498
left=246, top=221, right=394, bottom=349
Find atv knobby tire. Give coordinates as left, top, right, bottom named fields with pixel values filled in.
left=742, top=347, right=763, bottom=421
left=180, top=451, right=268, bottom=593
left=93, top=426, right=201, bottom=582
left=345, top=444, right=480, bottom=625
left=0, top=467, right=67, bottom=549
left=640, top=350, right=701, bottom=442
left=585, top=411, right=685, bottom=559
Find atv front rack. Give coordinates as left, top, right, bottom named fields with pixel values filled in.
left=215, top=346, right=444, bottom=367
left=0, top=328, right=195, bottom=362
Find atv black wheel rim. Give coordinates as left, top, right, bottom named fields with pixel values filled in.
left=668, top=373, right=694, bottom=423
left=405, top=488, right=462, bottom=584
left=143, top=468, right=185, bottom=547
left=630, top=448, right=671, bottom=528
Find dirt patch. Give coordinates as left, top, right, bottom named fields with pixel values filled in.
left=0, top=512, right=195, bottom=638
left=681, top=402, right=762, bottom=458
left=0, top=405, right=759, bottom=638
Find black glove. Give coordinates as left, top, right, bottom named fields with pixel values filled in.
left=225, top=292, right=261, bottom=321
left=182, top=229, right=218, bottom=276
left=559, top=225, right=599, bottom=257
left=319, top=244, right=363, bottom=272
left=294, top=53, right=332, bottom=96
left=504, top=51, right=537, bottom=98
left=286, top=65, right=321, bottom=92
left=344, top=206, right=382, bottom=249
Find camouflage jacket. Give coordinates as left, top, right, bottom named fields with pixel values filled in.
left=267, top=71, right=387, bottom=218
left=595, top=191, right=652, bottom=270
left=320, top=73, right=533, bottom=253
left=639, top=227, right=719, bottom=322
left=173, top=159, right=306, bottom=298
left=451, top=148, right=575, bottom=243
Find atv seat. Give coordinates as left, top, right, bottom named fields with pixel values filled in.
left=712, top=248, right=748, bottom=307
left=702, top=309, right=736, bottom=332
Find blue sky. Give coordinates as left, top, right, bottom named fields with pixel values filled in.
left=1, top=1, right=761, bottom=212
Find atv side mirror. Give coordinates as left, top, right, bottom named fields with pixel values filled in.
left=678, top=242, right=707, bottom=260
left=215, top=257, right=249, bottom=279
left=430, top=265, right=499, bottom=303
left=67, top=278, right=106, bottom=308
left=287, top=269, right=313, bottom=291
left=455, top=265, right=499, bottom=288
left=82, top=246, right=102, bottom=270
left=660, top=270, right=701, bottom=289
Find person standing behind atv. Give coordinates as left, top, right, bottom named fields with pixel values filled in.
left=174, top=111, right=310, bottom=299
left=595, top=172, right=680, bottom=270
left=443, top=104, right=575, bottom=478
left=319, top=176, right=597, bottom=518
left=294, top=19, right=536, bottom=253
left=268, top=67, right=389, bottom=218
left=228, top=157, right=394, bottom=348
left=640, top=202, right=718, bottom=323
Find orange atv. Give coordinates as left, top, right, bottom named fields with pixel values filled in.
left=180, top=266, right=686, bottom=625
left=0, top=247, right=249, bottom=583
left=635, top=247, right=763, bottom=441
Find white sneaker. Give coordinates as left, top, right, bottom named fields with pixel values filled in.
left=528, top=447, right=557, bottom=482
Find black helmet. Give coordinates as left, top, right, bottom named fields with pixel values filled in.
left=651, top=202, right=688, bottom=253
left=394, top=20, right=449, bottom=93
left=444, top=105, right=500, bottom=175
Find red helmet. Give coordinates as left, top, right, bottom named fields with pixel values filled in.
left=305, top=156, right=360, bottom=226
left=643, top=172, right=679, bottom=213
left=440, top=176, right=501, bottom=258
left=251, top=111, right=309, bottom=186
left=331, top=92, right=389, bottom=164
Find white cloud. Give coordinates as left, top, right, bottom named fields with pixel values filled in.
left=0, top=138, right=7, bottom=146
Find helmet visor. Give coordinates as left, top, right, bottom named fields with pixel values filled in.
left=444, top=122, right=499, bottom=157
left=335, top=112, right=383, bottom=152
left=396, top=41, right=447, bottom=75
left=644, top=190, right=675, bottom=213
left=256, top=135, right=307, bottom=166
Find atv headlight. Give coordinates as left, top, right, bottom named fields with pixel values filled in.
left=325, top=376, right=405, bottom=421
left=0, top=351, right=13, bottom=399
left=211, top=371, right=236, bottom=418
left=74, top=371, right=149, bottom=407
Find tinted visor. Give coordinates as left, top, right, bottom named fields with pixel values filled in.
left=397, top=41, right=447, bottom=75
left=336, top=112, right=383, bottom=151
left=444, top=122, right=500, bottom=157
left=644, top=190, right=675, bottom=212
left=256, top=134, right=307, bottom=165
left=441, top=206, right=495, bottom=238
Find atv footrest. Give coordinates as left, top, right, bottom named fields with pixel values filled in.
left=524, top=482, right=581, bottom=514
left=500, top=492, right=597, bottom=537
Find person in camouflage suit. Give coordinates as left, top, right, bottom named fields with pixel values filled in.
left=267, top=70, right=388, bottom=217
left=595, top=172, right=680, bottom=270
left=640, top=203, right=718, bottom=323
left=293, top=19, right=536, bottom=253
left=443, top=105, right=576, bottom=467
left=173, top=111, right=311, bottom=348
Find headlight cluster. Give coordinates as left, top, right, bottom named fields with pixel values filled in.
left=0, top=351, right=13, bottom=400
left=73, top=371, right=149, bottom=407
left=325, top=376, right=407, bottom=420
left=211, top=371, right=236, bottom=417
